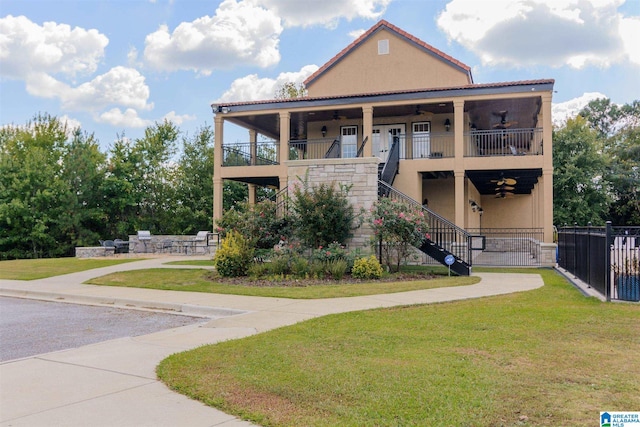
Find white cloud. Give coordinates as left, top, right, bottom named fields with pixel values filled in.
left=348, top=29, right=366, bottom=39
left=163, top=111, right=196, bottom=125
left=59, top=115, right=82, bottom=134
left=252, top=0, right=391, bottom=28
left=437, top=0, right=639, bottom=69
left=216, top=64, right=319, bottom=102
left=24, top=67, right=153, bottom=113
left=98, top=108, right=152, bottom=128
left=552, top=92, right=608, bottom=125
left=143, top=0, right=282, bottom=75
left=0, top=15, right=108, bottom=79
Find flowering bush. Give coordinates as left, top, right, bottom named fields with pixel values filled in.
left=369, top=197, right=430, bottom=272
left=289, top=172, right=361, bottom=248
left=216, top=200, right=291, bottom=249
left=311, top=242, right=359, bottom=271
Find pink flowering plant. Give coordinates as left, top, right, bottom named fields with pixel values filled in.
left=368, top=197, right=430, bottom=272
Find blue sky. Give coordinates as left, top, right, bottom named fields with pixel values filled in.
left=1, top=0, right=639, bottom=150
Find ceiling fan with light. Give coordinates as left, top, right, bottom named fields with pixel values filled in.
left=492, top=110, right=517, bottom=129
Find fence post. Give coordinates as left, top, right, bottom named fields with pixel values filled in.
left=587, top=222, right=592, bottom=285
left=573, top=223, right=578, bottom=279
left=606, top=221, right=612, bottom=302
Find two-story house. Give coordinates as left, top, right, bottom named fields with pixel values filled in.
left=211, top=20, right=556, bottom=273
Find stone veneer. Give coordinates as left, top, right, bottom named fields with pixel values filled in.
left=286, top=157, right=379, bottom=251
left=75, top=246, right=115, bottom=258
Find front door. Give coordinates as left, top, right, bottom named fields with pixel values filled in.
left=341, top=126, right=358, bottom=158
left=372, top=124, right=405, bottom=162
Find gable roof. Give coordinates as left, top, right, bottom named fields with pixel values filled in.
left=304, top=20, right=473, bottom=87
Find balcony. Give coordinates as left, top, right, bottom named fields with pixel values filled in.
left=465, top=128, right=543, bottom=157
left=222, top=141, right=279, bottom=166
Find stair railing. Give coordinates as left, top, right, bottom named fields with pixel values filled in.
left=380, top=136, right=400, bottom=185
left=377, top=180, right=472, bottom=269
left=356, top=136, right=368, bottom=158
left=324, top=139, right=341, bottom=158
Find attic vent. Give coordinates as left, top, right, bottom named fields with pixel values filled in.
left=378, top=39, right=389, bottom=55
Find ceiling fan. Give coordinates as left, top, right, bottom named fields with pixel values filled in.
left=490, top=175, right=517, bottom=186
left=492, top=110, right=517, bottom=129
left=415, top=105, right=431, bottom=116
left=495, top=190, right=515, bottom=199
left=332, top=111, right=347, bottom=121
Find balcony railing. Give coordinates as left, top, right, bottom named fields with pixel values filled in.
left=222, top=141, right=279, bottom=166
left=396, top=133, right=454, bottom=159
left=465, top=128, right=543, bottom=157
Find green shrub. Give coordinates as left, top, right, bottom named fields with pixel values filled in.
left=352, top=255, right=384, bottom=280
left=290, top=172, right=361, bottom=248
left=327, top=259, right=348, bottom=280
left=213, top=230, right=254, bottom=277
left=308, top=260, right=326, bottom=279
left=216, top=200, right=291, bottom=250
left=247, top=261, right=270, bottom=278
left=290, top=256, right=310, bottom=278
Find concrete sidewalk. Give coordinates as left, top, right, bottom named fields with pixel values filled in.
left=0, top=257, right=544, bottom=427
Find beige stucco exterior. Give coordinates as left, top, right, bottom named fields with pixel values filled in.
left=210, top=20, right=556, bottom=264
left=306, top=26, right=471, bottom=97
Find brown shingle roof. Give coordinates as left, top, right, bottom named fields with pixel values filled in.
left=303, top=20, right=473, bottom=87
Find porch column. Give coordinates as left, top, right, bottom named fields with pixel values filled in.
left=249, top=128, right=257, bottom=166
left=454, top=171, right=465, bottom=229
left=362, top=105, right=373, bottom=157
left=248, top=184, right=257, bottom=205
left=279, top=112, right=290, bottom=164
left=213, top=115, right=224, bottom=226
left=541, top=93, right=554, bottom=243
left=453, top=100, right=466, bottom=228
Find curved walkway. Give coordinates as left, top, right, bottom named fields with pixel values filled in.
left=0, top=257, right=543, bottom=427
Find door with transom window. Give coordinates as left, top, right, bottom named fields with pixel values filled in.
left=412, top=121, right=431, bottom=158
left=372, top=124, right=405, bottom=162
left=341, top=126, right=358, bottom=158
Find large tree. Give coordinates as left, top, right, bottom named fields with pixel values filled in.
left=553, top=116, right=610, bottom=226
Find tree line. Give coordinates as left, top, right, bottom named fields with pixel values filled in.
left=0, top=114, right=248, bottom=259
left=1, top=97, right=638, bottom=259
left=553, top=98, right=639, bottom=226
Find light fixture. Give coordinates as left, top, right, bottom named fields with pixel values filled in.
left=221, top=106, right=230, bottom=114
left=444, top=118, right=451, bottom=132
left=213, top=106, right=231, bottom=114
left=321, top=125, right=327, bottom=137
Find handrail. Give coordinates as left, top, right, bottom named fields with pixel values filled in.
left=271, top=186, right=289, bottom=217
left=357, top=135, right=368, bottom=158
left=324, top=139, right=341, bottom=158
left=378, top=180, right=472, bottom=268
left=380, top=136, right=400, bottom=185
left=222, top=146, right=278, bottom=166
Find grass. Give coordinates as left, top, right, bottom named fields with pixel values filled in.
left=157, top=269, right=640, bottom=426
left=86, top=267, right=478, bottom=299
left=0, top=257, right=142, bottom=280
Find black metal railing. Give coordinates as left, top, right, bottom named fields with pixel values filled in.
left=395, top=133, right=454, bottom=159
left=380, top=136, right=400, bottom=185
left=465, top=128, right=543, bottom=157
left=378, top=181, right=472, bottom=273
left=222, top=142, right=279, bottom=166
left=558, top=223, right=639, bottom=302
left=356, top=136, right=368, bottom=158
left=467, top=228, right=543, bottom=266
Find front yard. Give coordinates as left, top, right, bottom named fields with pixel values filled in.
left=157, top=269, right=640, bottom=426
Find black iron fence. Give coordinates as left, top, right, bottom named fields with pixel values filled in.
left=467, top=228, right=544, bottom=267
left=558, top=223, right=640, bottom=302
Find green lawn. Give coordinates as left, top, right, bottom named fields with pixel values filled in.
left=157, top=269, right=640, bottom=426
left=86, top=267, right=478, bottom=299
left=0, top=257, right=142, bottom=280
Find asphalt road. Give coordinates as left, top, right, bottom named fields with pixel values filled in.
left=0, top=296, right=203, bottom=362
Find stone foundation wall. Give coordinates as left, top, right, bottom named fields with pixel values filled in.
left=286, top=157, right=379, bottom=252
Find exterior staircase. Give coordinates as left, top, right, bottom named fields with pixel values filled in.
left=378, top=181, right=472, bottom=275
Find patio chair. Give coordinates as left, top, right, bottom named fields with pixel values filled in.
left=156, top=239, right=174, bottom=254
left=113, top=239, right=129, bottom=254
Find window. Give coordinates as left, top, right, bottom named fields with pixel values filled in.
left=341, top=126, right=358, bottom=158
left=378, top=39, right=389, bottom=55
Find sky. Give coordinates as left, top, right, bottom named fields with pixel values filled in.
left=1, top=0, right=639, bottom=151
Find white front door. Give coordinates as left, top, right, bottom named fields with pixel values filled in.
left=373, top=124, right=405, bottom=162
left=341, top=126, right=358, bottom=158
left=412, top=122, right=431, bottom=158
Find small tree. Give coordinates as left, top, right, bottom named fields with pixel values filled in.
left=369, top=197, right=430, bottom=272
left=289, top=174, right=360, bottom=248
left=216, top=200, right=291, bottom=250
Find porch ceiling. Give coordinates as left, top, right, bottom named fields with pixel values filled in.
left=466, top=98, right=542, bottom=130
left=467, top=169, right=542, bottom=196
